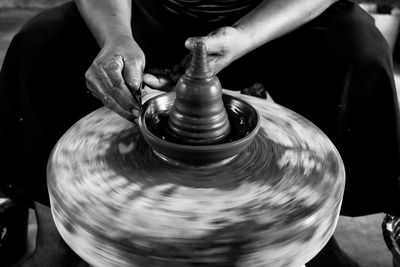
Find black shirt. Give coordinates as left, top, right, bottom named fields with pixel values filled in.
left=162, top=0, right=263, bottom=22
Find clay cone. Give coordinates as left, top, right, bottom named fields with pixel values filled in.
left=168, top=41, right=231, bottom=144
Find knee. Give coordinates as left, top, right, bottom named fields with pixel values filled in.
left=338, top=10, right=396, bottom=102
left=327, top=2, right=392, bottom=71
left=348, top=25, right=391, bottom=72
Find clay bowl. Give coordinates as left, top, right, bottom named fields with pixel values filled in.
left=138, top=92, right=260, bottom=165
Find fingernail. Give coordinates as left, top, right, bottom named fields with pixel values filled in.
left=133, top=82, right=141, bottom=89
left=185, top=38, right=195, bottom=49
left=128, top=82, right=140, bottom=90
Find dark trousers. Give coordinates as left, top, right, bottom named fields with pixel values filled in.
left=0, top=0, right=399, bottom=217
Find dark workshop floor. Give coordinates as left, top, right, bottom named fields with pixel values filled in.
left=0, top=8, right=399, bottom=267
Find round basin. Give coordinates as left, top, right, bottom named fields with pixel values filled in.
left=138, top=92, right=260, bottom=165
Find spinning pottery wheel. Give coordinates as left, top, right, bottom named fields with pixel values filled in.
left=47, top=43, right=345, bottom=267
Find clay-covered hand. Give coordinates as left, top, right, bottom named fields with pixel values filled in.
left=85, top=37, right=145, bottom=122
left=143, top=26, right=248, bottom=90
left=143, top=55, right=192, bottom=92
left=185, top=26, right=249, bottom=75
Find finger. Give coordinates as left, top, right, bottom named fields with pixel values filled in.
left=122, top=59, right=145, bottom=110
left=185, top=36, right=223, bottom=55
left=87, top=75, right=137, bottom=122
left=184, top=36, right=205, bottom=51
left=101, top=59, right=138, bottom=111
left=122, top=57, right=144, bottom=93
left=89, top=64, right=140, bottom=112
left=86, top=69, right=107, bottom=100
left=202, top=36, right=226, bottom=55
left=102, top=94, right=137, bottom=122
left=143, top=73, right=173, bottom=90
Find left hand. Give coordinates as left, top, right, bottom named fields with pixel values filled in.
left=144, top=26, right=248, bottom=90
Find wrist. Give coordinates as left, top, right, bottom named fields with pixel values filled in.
left=102, top=33, right=135, bottom=48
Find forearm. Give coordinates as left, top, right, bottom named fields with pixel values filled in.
left=75, top=0, right=133, bottom=47
left=233, top=0, right=338, bottom=55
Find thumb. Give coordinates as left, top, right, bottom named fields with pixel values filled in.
left=185, top=34, right=224, bottom=54
left=185, top=36, right=205, bottom=51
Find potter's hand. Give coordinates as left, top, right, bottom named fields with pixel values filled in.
left=185, top=26, right=248, bottom=75
left=143, top=27, right=246, bottom=90
left=143, top=55, right=192, bottom=92
left=85, top=37, right=145, bottom=122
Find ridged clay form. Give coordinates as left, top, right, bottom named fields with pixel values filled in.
left=168, top=41, right=231, bottom=145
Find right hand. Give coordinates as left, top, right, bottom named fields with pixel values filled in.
left=85, top=36, right=145, bottom=122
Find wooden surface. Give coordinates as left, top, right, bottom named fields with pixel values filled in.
left=47, top=91, right=345, bottom=267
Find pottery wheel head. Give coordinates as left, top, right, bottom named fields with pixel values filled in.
left=47, top=92, right=345, bottom=267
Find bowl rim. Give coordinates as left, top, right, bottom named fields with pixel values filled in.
left=138, top=92, right=261, bottom=152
